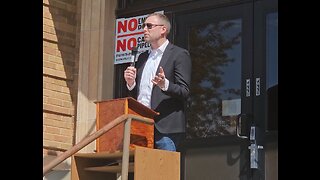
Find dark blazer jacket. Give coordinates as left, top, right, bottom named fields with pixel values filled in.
left=129, top=42, right=192, bottom=134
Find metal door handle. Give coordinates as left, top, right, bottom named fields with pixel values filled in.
left=236, top=114, right=248, bottom=139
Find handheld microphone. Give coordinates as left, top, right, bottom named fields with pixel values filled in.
left=131, top=47, right=138, bottom=67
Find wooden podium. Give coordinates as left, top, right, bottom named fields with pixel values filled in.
left=95, top=97, right=159, bottom=152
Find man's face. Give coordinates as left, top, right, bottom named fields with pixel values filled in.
left=143, top=16, right=165, bottom=43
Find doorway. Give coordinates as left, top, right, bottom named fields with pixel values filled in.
left=175, top=0, right=278, bottom=179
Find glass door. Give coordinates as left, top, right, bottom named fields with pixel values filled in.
left=175, top=0, right=277, bottom=179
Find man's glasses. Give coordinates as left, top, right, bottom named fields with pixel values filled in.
left=142, top=23, right=164, bottom=29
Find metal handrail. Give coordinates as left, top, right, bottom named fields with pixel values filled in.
left=43, top=114, right=154, bottom=177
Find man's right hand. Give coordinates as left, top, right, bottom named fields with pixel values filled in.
left=124, top=66, right=136, bottom=87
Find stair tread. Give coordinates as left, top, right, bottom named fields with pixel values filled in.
left=84, top=163, right=134, bottom=173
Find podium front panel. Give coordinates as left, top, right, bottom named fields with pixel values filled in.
left=96, top=98, right=155, bottom=152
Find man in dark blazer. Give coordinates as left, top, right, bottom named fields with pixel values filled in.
left=124, top=12, right=192, bottom=151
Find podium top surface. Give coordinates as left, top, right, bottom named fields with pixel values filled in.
left=95, top=97, right=159, bottom=118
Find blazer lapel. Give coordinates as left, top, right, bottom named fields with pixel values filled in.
left=158, top=43, right=173, bottom=70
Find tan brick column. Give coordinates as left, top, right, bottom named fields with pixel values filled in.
left=76, top=0, right=117, bottom=152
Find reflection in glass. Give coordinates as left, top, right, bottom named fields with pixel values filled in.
left=187, top=19, right=242, bottom=139
left=266, top=12, right=278, bottom=131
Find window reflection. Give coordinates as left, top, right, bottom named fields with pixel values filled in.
left=186, top=19, right=242, bottom=139
left=266, top=12, right=278, bottom=131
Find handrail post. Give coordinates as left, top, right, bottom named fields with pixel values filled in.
left=121, top=117, right=132, bottom=180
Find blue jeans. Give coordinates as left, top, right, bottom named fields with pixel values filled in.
left=154, top=129, right=184, bottom=152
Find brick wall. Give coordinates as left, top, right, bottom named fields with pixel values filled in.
left=43, top=0, right=80, bottom=151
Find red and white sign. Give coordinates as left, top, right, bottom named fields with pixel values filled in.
left=114, top=11, right=163, bottom=64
